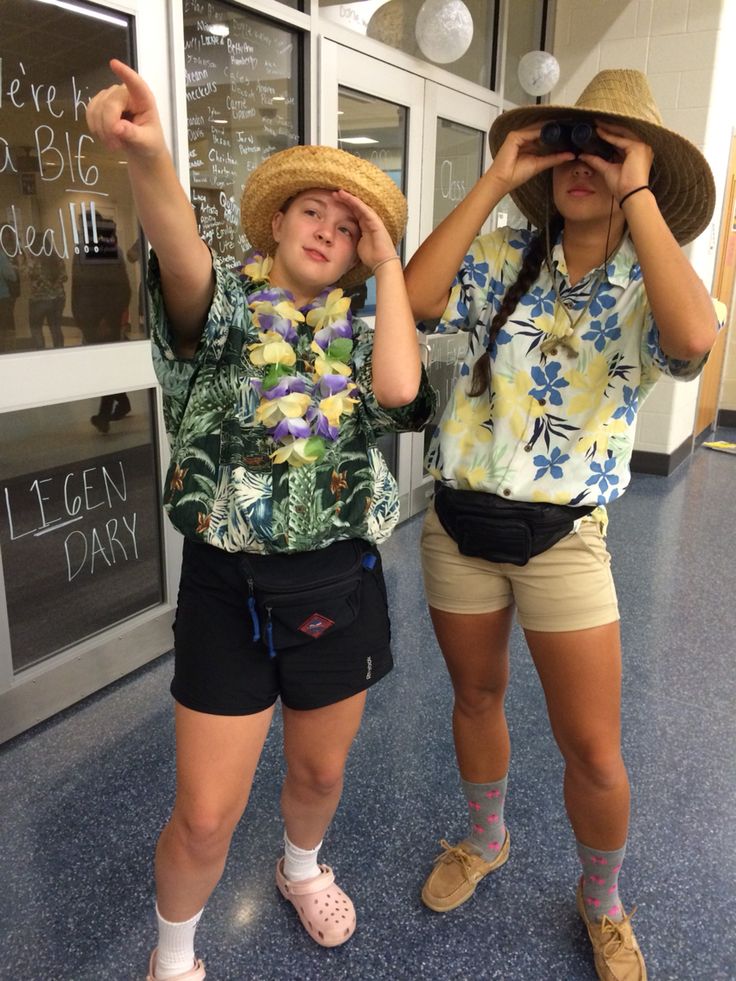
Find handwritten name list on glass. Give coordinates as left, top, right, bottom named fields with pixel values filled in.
left=183, top=0, right=301, bottom=262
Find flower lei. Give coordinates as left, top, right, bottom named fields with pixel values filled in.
left=243, top=253, right=360, bottom=467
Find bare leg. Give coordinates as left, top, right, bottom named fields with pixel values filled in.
left=280, top=691, right=367, bottom=849
left=155, top=701, right=274, bottom=921
left=429, top=605, right=515, bottom=781
left=525, top=622, right=629, bottom=848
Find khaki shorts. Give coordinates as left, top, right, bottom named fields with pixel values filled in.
left=420, top=502, right=619, bottom=633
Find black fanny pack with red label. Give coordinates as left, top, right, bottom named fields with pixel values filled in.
left=239, top=538, right=378, bottom=658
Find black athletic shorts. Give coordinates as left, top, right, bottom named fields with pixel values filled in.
left=171, top=537, right=393, bottom=715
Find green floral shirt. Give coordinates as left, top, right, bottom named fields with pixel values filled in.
left=150, top=252, right=437, bottom=554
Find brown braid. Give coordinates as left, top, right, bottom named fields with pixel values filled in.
left=468, top=212, right=565, bottom=398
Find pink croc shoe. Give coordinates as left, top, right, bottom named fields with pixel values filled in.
left=275, top=858, right=356, bottom=947
left=147, top=949, right=206, bottom=981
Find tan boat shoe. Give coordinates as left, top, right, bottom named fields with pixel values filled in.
left=577, top=878, right=647, bottom=980
left=421, top=832, right=510, bottom=912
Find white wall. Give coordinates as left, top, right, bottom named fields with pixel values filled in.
left=710, top=0, right=736, bottom=413
left=551, top=0, right=735, bottom=451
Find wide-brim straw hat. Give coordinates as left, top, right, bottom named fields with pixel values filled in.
left=241, top=144, right=407, bottom=289
left=488, top=69, right=715, bottom=245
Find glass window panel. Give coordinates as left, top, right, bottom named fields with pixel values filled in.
left=182, top=0, right=302, bottom=263
left=422, top=117, right=484, bottom=462
left=337, top=87, right=407, bottom=315
left=419, top=119, right=483, bottom=329
left=493, top=192, right=529, bottom=231
left=0, top=392, right=164, bottom=672
left=376, top=432, right=398, bottom=478
left=0, top=0, right=142, bottom=354
left=320, top=1, right=497, bottom=90
left=433, top=118, right=484, bottom=227
left=422, top=333, right=468, bottom=464
left=503, top=0, right=547, bottom=106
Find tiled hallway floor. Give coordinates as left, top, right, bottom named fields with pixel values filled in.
left=2, top=432, right=735, bottom=980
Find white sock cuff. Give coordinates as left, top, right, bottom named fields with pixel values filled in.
left=283, top=831, right=322, bottom=856
left=155, top=904, right=204, bottom=929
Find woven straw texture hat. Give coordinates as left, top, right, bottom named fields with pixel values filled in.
left=241, top=144, right=407, bottom=288
left=489, top=69, right=715, bottom=245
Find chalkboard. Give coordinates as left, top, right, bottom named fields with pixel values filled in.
left=183, top=0, right=302, bottom=261
left=0, top=410, right=164, bottom=672
left=0, top=0, right=142, bottom=353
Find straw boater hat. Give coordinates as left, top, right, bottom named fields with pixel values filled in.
left=489, top=69, right=715, bottom=245
left=241, top=144, right=408, bottom=289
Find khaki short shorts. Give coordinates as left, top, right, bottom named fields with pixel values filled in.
left=420, top=502, right=619, bottom=633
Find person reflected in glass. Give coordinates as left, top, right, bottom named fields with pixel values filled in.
left=0, top=252, right=20, bottom=351
left=71, top=217, right=133, bottom=432
left=28, top=253, right=67, bottom=349
left=71, top=218, right=131, bottom=346
left=127, top=236, right=146, bottom=336
left=86, top=60, right=435, bottom=980
left=404, top=69, right=720, bottom=981
left=90, top=393, right=131, bottom=434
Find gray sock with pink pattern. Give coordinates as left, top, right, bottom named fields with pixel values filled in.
left=461, top=775, right=508, bottom=861
left=576, top=841, right=627, bottom=922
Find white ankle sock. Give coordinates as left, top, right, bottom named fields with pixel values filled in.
left=153, top=905, right=203, bottom=980
left=282, top=832, right=322, bottom=881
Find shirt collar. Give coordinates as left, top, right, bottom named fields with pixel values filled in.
left=549, top=230, right=635, bottom=290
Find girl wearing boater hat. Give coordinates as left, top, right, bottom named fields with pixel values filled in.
left=86, top=61, right=435, bottom=981
left=405, top=69, right=720, bottom=980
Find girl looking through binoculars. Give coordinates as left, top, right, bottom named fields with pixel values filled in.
left=405, top=68, right=719, bottom=981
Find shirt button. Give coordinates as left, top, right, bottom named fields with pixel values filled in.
left=550, top=347, right=558, bottom=356
left=502, top=488, right=511, bottom=497
left=524, top=443, right=533, bottom=452
left=537, top=398, right=546, bottom=406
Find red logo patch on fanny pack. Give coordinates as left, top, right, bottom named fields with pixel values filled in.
left=298, top=612, right=335, bottom=638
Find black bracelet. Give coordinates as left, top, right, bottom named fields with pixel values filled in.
left=619, top=185, right=652, bottom=208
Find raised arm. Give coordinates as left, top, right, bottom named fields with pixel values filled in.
left=86, top=60, right=213, bottom=354
left=404, top=125, right=573, bottom=321
left=583, top=121, right=718, bottom=360
left=335, top=189, right=421, bottom=408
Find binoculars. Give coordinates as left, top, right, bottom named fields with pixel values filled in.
left=539, top=120, right=616, bottom=160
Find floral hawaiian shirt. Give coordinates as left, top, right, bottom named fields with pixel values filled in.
left=150, top=252, right=437, bottom=554
left=426, top=225, right=709, bottom=506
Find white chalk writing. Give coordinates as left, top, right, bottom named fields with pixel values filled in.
left=3, top=461, right=140, bottom=582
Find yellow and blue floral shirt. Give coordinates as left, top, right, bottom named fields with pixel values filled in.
left=150, top=252, right=437, bottom=554
left=426, top=226, right=708, bottom=506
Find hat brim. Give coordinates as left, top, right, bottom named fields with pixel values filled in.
left=240, top=145, right=408, bottom=289
left=489, top=105, right=715, bottom=245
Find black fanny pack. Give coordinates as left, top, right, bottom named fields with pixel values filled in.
left=433, top=482, right=594, bottom=567
left=239, top=539, right=377, bottom=658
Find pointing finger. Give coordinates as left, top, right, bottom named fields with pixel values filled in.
left=108, top=59, right=157, bottom=113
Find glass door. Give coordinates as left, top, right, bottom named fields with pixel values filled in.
left=336, top=88, right=408, bottom=317
left=408, top=83, right=496, bottom=516
left=0, top=0, right=177, bottom=742
left=320, top=48, right=501, bottom=521
left=320, top=41, right=424, bottom=520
